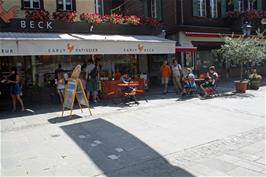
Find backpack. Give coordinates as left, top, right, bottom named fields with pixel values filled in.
left=89, top=67, right=98, bottom=79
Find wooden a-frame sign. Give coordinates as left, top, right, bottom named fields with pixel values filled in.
left=62, top=78, right=92, bottom=117
left=62, top=65, right=92, bottom=117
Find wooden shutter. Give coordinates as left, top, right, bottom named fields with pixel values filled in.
left=156, top=0, right=162, bottom=20
left=234, top=0, right=239, bottom=11
left=72, top=0, right=76, bottom=11
left=193, top=0, right=199, bottom=16
left=221, top=0, right=226, bottom=17
left=257, top=0, right=262, bottom=10
left=144, top=0, right=148, bottom=17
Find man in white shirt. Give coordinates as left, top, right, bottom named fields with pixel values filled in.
left=171, top=59, right=183, bottom=94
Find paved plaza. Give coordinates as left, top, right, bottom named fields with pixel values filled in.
left=0, top=83, right=265, bottom=177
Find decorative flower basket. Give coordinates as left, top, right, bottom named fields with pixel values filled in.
left=80, top=13, right=103, bottom=24
left=52, top=11, right=77, bottom=22
left=25, top=10, right=50, bottom=21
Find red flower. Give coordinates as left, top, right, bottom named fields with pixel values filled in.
left=52, top=11, right=77, bottom=22
left=25, top=10, right=50, bottom=21
left=80, top=13, right=103, bottom=24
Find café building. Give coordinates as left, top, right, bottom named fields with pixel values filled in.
left=0, top=18, right=176, bottom=100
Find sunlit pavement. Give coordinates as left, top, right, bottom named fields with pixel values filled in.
left=1, top=85, right=265, bottom=177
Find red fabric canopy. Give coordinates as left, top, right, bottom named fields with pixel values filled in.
left=176, top=47, right=197, bottom=52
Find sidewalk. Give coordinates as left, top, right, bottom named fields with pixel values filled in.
left=1, top=83, right=265, bottom=176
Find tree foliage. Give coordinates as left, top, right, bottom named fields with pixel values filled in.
left=218, top=34, right=266, bottom=80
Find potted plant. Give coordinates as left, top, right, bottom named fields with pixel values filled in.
left=249, top=69, right=262, bottom=90
left=218, top=34, right=265, bottom=93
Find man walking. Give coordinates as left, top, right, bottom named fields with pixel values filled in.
left=160, top=60, right=171, bottom=94
left=172, top=59, right=183, bottom=94
left=86, top=60, right=98, bottom=103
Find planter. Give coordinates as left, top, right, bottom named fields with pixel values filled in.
left=249, top=80, right=261, bottom=90
left=234, top=80, right=248, bottom=93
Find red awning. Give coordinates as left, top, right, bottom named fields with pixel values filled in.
left=176, top=47, right=197, bottom=52
left=185, top=32, right=266, bottom=39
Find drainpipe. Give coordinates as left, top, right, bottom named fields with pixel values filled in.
left=181, top=0, right=184, bottom=25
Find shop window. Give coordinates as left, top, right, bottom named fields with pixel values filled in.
left=210, top=0, right=218, bottom=18
left=95, top=0, right=104, bottom=15
left=184, top=52, right=193, bottom=68
left=57, top=0, right=76, bottom=11
left=22, top=0, right=43, bottom=10
left=193, top=0, right=207, bottom=17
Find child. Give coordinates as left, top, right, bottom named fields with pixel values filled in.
left=181, top=68, right=196, bottom=96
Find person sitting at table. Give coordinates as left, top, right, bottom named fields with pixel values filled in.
left=181, top=68, right=196, bottom=97
left=200, top=66, right=219, bottom=96
left=120, top=71, right=138, bottom=103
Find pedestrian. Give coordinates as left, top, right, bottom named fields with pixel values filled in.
left=85, top=59, right=98, bottom=103
left=79, top=72, right=87, bottom=94
left=171, top=59, right=183, bottom=94
left=56, top=71, right=65, bottom=105
left=55, top=64, right=64, bottom=80
left=200, top=66, right=219, bottom=96
left=181, top=68, right=196, bottom=97
left=7, top=66, right=24, bottom=112
left=160, top=60, right=171, bottom=94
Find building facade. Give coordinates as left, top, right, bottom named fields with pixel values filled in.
left=104, top=0, right=266, bottom=77
left=0, top=0, right=176, bottom=104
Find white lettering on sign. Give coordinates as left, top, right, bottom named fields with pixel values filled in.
left=30, top=21, right=34, bottom=29
left=47, top=22, right=52, bottom=29
left=20, top=21, right=26, bottom=28
left=38, top=21, right=44, bottom=29
left=20, top=20, right=53, bottom=30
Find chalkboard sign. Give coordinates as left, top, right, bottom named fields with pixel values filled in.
left=64, top=79, right=76, bottom=109
left=76, top=80, right=87, bottom=106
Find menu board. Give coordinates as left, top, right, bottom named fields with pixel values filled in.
left=63, top=79, right=76, bottom=109
left=76, top=80, right=87, bottom=106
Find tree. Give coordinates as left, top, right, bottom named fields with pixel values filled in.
left=218, top=34, right=266, bottom=81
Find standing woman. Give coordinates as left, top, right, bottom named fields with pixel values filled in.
left=7, top=67, right=24, bottom=112
left=56, top=71, right=65, bottom=105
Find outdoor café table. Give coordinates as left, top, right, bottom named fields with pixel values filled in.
left=195, top=78, right=205, bottom=93
left=117, top=82, right=139, bottom=87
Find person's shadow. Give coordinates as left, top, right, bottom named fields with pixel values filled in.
left=59, top=118, right=195, bottom=177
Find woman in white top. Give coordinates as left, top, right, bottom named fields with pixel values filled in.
left=171, top=59, right=183, bottom=94
left=56, top=71, right=65, bottom=105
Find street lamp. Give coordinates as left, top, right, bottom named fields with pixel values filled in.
left=241, top=21, right=253, bottom=37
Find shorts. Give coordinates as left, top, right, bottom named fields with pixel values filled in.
left=57, top=88, right=64, bottom=95
left=184, top=83, right=196, bottom=89
left=87, top=79, right=98, bottom=92
left=10, top=84, right=21, bottom=96
left=202, top=81, right=215, bottom=88
left=161, top=77, right=169, bottom=85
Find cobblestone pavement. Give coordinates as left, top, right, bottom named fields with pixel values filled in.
left=166, top=127, right=265, bottom=176
left=1, top=85, right=265, bottom=177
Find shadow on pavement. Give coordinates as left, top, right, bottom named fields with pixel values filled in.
left=60, top=118, right=195, bottom=177
left=48, top=114, right=83, bottom=124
